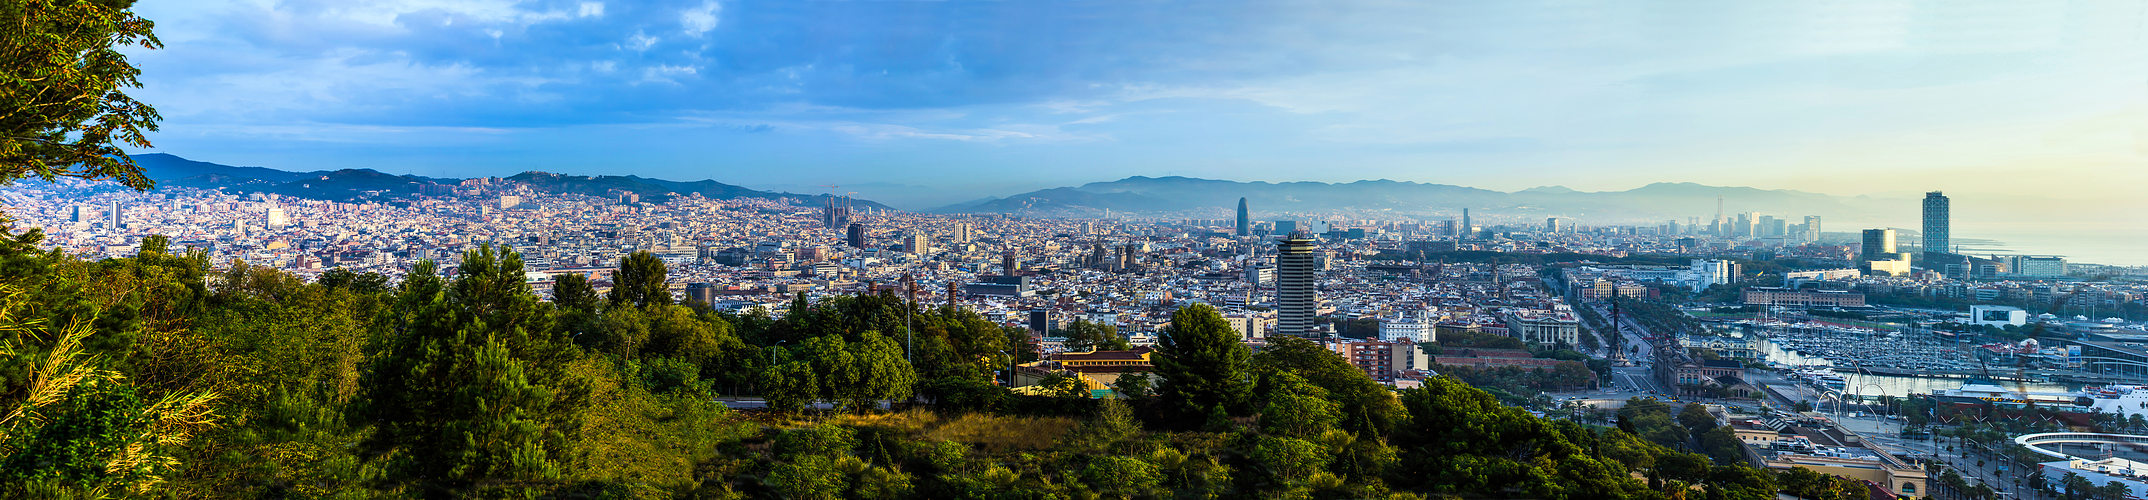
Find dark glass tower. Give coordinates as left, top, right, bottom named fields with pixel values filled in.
left=1922, top=191, right=1950, bottom=255
left=846, top=223, right=867, bottom=249
left=1275, top=233, right=1318, bottom=337
left=1235, top=197, right=1250, bottom=236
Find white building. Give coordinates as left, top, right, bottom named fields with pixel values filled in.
left=1379, top=309, right=1436, bottom=342
left=1503, top=311, right=1581, bottom=348
left=1969, top=305, right=2028, bottom=327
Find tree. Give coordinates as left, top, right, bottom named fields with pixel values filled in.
left=551, top=273, right=598, bottom=311
left=1061, top=319, right=1128, bottom=352
left=608, top=251, right=670, bottom=308
left=1698, top=426, right=1745, bottom=465
left=1080, top=456, right=1162, bottom=498
left=0, top=308, right=215, bottom=496
left=845, top=331, right=917, bottom=410
left=1152, top=304, right=1254, bottom=422
left=763, top=361, right=818, bottom=413
left=356, top=246, right=578, bottom=494
left=1251, top=336, right=1404, bottom=436
left=1258, top=372, right=1340, bottom=438
left=1679, top=403, right=1717, bottom=431
left=1251, top=435, right=1329, bottom=484
left=1, top=0, right=163, bottom=190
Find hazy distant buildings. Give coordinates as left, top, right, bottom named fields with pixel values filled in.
left=1276, top=233, right=1318, bottom=337
left=1544, top=217, right=1561, bottom=234
left=1690, top=259, right=1739, bottom=290
left=1236, top=197, right=1250, bottom=236
left=1923, top=191, right=1950, bottom=256
left=1273, top=220, right=1298, bottom=236
left=821, top=196, right=852, bottom=229
left=2013, top=255, right=2068, bottom=278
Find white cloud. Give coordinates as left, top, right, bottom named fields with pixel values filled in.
left=638, top=64, right=699, bottom=85
left=681, top=1, right=721, bottom=37
left=625, top=31, right=659, bottom=51
left=578, top=2, right=604, bottom=18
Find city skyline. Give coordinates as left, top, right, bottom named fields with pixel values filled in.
left=122, top=1, right=2148, bottom=212
left=13, top=2, right=2148, bottom=497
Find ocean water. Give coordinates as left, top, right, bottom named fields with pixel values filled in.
left=1951, top=220, right=2148, bottom=268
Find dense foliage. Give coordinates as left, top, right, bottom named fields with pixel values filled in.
left=1, top=0, right=163, bottom=189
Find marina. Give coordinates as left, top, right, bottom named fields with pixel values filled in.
left=1735, top=320, right=2085, bottom=399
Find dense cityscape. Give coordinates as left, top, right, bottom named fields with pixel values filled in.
left=8, top=162, right=2148, bottom=497
left=9, top=0, right=2148, bottom=498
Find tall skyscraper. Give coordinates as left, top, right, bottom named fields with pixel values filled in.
left=955, top=222, right=973, bottom=243
left=108, top=200, right=122, bottom=230
left=1235, top=197, right=1250, bottom=236
left=1002, top=250, right=1019, bottom=276
left=1275, top=233, right=1318, bottom=337
left=1860, top=229, right=1897, bottom=262
left=1803, top=216, right=1822, bottom=242
left=69, top=205, right=85, bottom=222
left=1460, top=209, right=1471, bottom=239
left=1922, top=191, right=1950, bottom=255
left=846, top=223, right=867, bottom=249
left=1544, top=217, right=1561, bottom=234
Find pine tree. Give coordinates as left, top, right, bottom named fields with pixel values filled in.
left=1152, top=304, right=1253, bottom=422
left=608, top=251, right=670, bottom=308
left=357, top=245, right=578, bottom=494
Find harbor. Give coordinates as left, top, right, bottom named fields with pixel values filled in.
left=1735, top=320, right=2090, bottom=399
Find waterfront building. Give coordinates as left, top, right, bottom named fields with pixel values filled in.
left=1742, top=287, right=1867, bottom=308
left=2014, top=255, right=2068, bottom=278
left=1969, top=305, right=2027, bottom=327
left=2039, top=458, right=2148, bottom=497
left=1923, top=191, right=1950, bottom=255
left=1767, top=452, right=1926, bottom=498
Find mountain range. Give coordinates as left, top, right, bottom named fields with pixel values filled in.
left=933, top=175, right=1896, bottom=224
left=122, top=154, right=1900, bottom=226
left=128, top=153, right=891, bottom=209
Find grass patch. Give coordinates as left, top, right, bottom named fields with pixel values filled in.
left=831, top=408, right=941, bottom=433
left=922, top=413, right=1077, bottom=453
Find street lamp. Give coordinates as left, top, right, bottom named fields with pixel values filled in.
left=771, top=339, right=788, bottom=365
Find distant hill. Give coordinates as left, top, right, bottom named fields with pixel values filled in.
left=127, top=153, right=888, bottom=209
left=936, top=175, right=1894, bottom=224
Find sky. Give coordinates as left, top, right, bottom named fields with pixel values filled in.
left=125, top=0, right=2148, bottom=212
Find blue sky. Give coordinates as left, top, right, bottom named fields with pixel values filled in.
left=127, top=0, right=2148, bottom=209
